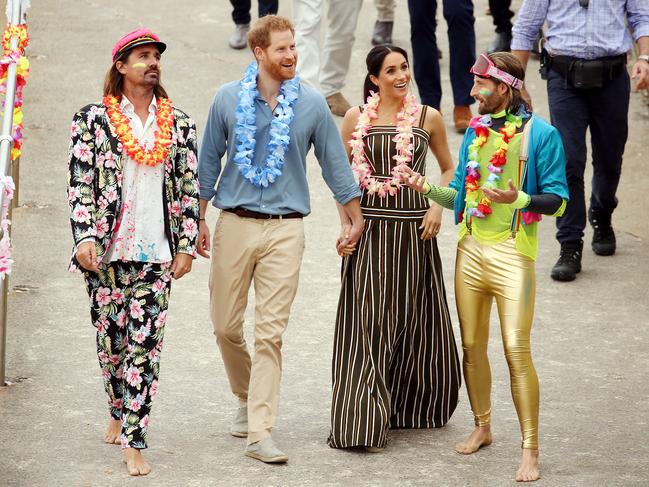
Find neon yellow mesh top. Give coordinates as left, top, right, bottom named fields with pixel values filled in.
left=458, top=128, right=540, bottom=261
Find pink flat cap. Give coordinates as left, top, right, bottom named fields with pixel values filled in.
left=112, top=28, right=167, bottom=62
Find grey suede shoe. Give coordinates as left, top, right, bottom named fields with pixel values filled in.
left=245, top=436, right=288, bottom=463
left=228, top=24, right=249, bottom=50
left=230, top=406, right=248, bottom=438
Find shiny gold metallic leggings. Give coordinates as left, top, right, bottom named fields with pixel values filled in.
left=455, top=235, right=539, bottom=449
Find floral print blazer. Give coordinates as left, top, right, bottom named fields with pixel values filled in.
left=67, top=101, right=200, bottom=271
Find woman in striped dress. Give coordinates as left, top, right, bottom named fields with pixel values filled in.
left=328, top=45, right=461, bottom=451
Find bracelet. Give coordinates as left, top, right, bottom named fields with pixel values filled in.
left=198, top=218, right=206, bottom=221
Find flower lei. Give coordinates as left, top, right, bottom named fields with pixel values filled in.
left=0, top=23, right=29, bottom=161
left=103, top=95, right=174, bottom=167
left=0, top=23, right=29, bottom=279
left=0, top=176, right=14, bottom=279
left=350, top=92, right=419, bottom=197
left=463, top=110, right=522, bottom=219
left=233, top=61, right=300, bottom=188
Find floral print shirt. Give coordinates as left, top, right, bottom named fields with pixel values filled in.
left=67, top=96, right=200, bottom=272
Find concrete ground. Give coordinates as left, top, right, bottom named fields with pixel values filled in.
left=1, top=0, right=648, bottom=485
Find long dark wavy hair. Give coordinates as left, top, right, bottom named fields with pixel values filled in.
left=363, top=45, right=410, bottom=103
left=103, top=48, right=169, bottom=99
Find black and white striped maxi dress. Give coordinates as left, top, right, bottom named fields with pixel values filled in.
left=328, top=108, right=461, bottom=449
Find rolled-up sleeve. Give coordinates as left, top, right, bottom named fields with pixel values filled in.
left=511, top=0, right=549, bottom=51
left=311, top=98, right=361, bottom=205
left=627, top=0, right=649, bottom=40
left=198, top=90, right=228, bottom=202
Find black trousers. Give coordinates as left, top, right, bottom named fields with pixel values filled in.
left=407, top=0, right=476, bottom=109
left=489, top=0, right=514, bottom=34
left=230, top=0, right=278, bottom=25
left=546, top=68, right=630, bottom=244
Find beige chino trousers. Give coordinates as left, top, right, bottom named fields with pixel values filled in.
left=209, top=211, right=305, bottom=444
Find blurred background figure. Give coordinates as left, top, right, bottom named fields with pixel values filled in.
left=294, top=0, right=363, bottom=116
left=407, top=0, right=476, bottom=133
left=372, top=0, right=396, bottom=45
left=487, top=0, right=513, bottom=53
left=228, top=0, right=278, bottom=49
left=512, top=0, right=649, bottom=282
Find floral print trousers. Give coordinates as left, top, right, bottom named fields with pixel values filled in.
left=84, top=260, right=172, bottom=449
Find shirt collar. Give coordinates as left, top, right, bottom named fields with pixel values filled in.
left=120, top=94, right=157, bottom=114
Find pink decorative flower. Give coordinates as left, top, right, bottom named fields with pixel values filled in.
left=170, top=201, right=181, bottom=217
left=116, top=310, right=128, bottom=328
left=187, top=151, right=198, bottom=170
left=111, top=289, right=124, bottom=304
left=73, top=141, right=92, bottom=162
left=125, top=366, right=142, bottom=387
left=182, top=219, right=198, bottom=238
left=95, top=218, right=109, bottom=239
left=150, top=380, right=159, bottom=397
left=155, top=311, right=167, bottom=329
left=129, top=397, right=142, bottom=412
left=72, top=204, right=91, bottom=224
left=96, top=287, right=112, bottom=306
left=139, top=414, right=150, bottom=429
left=129, top=300, right=144, bottom=320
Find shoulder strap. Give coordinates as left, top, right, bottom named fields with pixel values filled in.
left=418, top=105, right=428, bottom=128
left=519, top=115, right=533, bottom=162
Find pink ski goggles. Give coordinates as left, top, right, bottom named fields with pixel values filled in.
left=470, top=54, right=524, bottom=90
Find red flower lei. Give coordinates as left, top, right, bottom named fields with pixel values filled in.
left=103, top=95, right=174, bottom=167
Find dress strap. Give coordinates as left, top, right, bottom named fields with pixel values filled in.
left=418, top=105, right=428, bottom=128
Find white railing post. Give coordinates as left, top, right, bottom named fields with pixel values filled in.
left=0, top=0, right=27, bottom=386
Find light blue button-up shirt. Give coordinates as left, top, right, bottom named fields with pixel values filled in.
left=198, top=80, right=361, bottom=215
left=512, top=0, right=649, bottom=60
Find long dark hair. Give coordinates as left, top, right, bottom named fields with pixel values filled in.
left=363, top=45, right=410, bottom=103
left=103, top=49, right=169, bottom=99
left=487, top=52, right=530, bottom=114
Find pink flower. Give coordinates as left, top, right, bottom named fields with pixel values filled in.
left=70, top=120, right=81, bottom=137
left=170, top=201, right=181, bottom=217
left=98, top=351, right=109, bottom=363
left=149, top=380, right=159, bottom=397
left=125, top=366, right=142, bottom=387
left=95, top=287, right=112, bottom=306
left=102, top=368, right=111, bottom=379
left=72, top=204, right=91, bottom=224
left=182, top=219, right=198, bottom=238
left=109, top=354, right=121, bottom=365
left=155, top=311, right=167, bottom=329
left=152, top=280, right=166, bottom=294
left=95, top=218, right=109, bottom=239
left=186, top=151, right=198, bottom=170
left=139, top=414, right=150, bottom=429
left=120, top=436, right=129, bottom=448
left=129, top=300, right=144, bottom=320
left=132, top=325, right=149, bottom=344
left=111, top=289, right=124, bottom=304
left=105, top=187, right=118, bottom=203
left=116, top=310, right=127, bottom=328
left=129, top=397, right=142, bottom=412
left=67, top=186, right=81, bottom=202
left=73, top=141, right=92, bottom=162
left=96, top=316, right=109, bottom=332
left=116, top=366, right=125, bottom=379
left=82, top=172, right=93, bottom=185
left=112, top=398, right=123, bottom=409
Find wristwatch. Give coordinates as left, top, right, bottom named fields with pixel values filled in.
left=639, top=55, right=649, bottom=63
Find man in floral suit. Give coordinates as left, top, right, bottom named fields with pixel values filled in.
left=67, top=28, right=199, bottom=476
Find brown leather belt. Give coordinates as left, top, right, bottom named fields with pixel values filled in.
left=224, top=207, right=303, bottom=220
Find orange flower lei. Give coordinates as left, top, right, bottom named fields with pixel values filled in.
left=2, top=24, right=28, bottom=51
left=103, top=95, right=174, bottom=167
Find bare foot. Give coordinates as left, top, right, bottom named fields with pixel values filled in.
left=454, top=426, right=493, bottom=454
left=103, top=419, right=121, bottom=445
left=516, top=449, right=540, bottom=482
left=122, top=448, right=151, bottom=476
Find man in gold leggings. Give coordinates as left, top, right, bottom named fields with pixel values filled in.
left=402, top=52, right=569, bottom=482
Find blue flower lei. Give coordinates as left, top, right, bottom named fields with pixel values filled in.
left=233, top=61, right=300, bottom=188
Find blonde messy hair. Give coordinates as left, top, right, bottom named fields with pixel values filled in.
left=247, top=15, right=295, bottom=51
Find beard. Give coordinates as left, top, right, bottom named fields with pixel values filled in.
left=477, top=93, right=506, bottom=115
left=265, top=58, right=296, bottom=82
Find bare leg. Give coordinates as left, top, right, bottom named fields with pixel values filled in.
left=454, top=425, right=493, bottom=454
left=516, top=449, right=540, bottom=482
left=103, top=418, right=121, bottom=445
left=122, top=448, right=151, bottom=476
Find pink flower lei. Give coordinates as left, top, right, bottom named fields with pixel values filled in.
left=350, top=92, right=420, bottom=198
